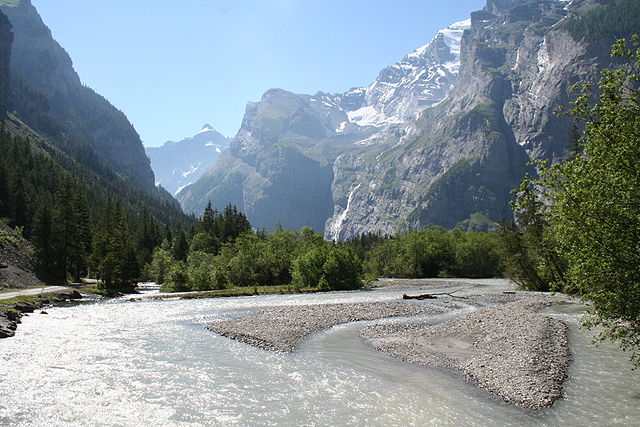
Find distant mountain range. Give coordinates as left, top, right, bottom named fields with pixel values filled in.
left=170, top=0, right=639, bottom=238
left=146, top=125, right=230, bottom=196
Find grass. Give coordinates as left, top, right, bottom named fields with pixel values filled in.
left=0, top=295, right=40, bottom=306
left=77, top=284, right=111, bottom=296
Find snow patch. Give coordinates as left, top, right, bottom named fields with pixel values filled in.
left=175, top=184, right=190, bottom=195
left=181, top=165, right=198, bottom=178
left=438, top=19, right=471, bottom=57
left=336, top=121, right=347, bottom=133
left=198, top=125, right=214, bottom=134
left=347, top=106, right=402, bottom=128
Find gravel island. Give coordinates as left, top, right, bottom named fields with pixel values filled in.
left=207, top=300, right=455, bottom=352
left=206, top=284, right=570, bottom=409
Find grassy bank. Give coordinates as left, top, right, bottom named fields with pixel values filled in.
left=77, top=284, right=111, bottom=296
left=136, top=285, right=323, bottom=301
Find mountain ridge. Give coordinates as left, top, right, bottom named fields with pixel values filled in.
left=0, top=0, right=160, bottom=195
left=177, top=16, right=469, bottom=231
left=178, top=0, right=638, bottom=239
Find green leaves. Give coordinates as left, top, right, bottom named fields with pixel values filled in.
left=546, top=37, right=640, bottom=366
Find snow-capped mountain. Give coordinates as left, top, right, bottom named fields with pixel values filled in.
left=178, top=19, right=470, bottom=228
left=337, top=19, right=470, bottom=128
left=146, top=124, right=230, bottom=195
left=180, top=0, right=622, bottom=240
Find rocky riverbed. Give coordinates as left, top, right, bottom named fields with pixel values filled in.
left=207, top=300, right=458, bottom=352
left=362, top=296, right=569, bottom=408
left=207, top=289, right=570, bottom=409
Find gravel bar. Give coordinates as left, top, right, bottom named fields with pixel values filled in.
left=206, top=300, right=452, bottom=352
left=206, top=292, right=569, bottom=409
left=362, top=296, right=569, bottom=409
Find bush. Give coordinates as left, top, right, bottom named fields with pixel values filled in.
left=450, top=231, right=502, bottom=278
left=187, top=251, right=225, bottom=290
left=163, top=261, right=189, bottom=292
left=144, top=247, right=175, bottom=284
left=292, top=245, right=362, bottom=290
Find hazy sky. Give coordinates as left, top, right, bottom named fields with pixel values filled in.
left=32, top=0, right=485, bottom=147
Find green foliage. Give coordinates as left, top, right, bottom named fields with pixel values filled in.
left=164, top=261, right=189, bottom=292
left=449, top=231, right=503, bottom=278
left=90, top=200, right=140, bottom=291
left=563, top=0, right=640, bottom=42
left=0, top=120, right=191, bottom=287
left=545, top=37, right=640, bottom=366
left=144, top=247, right=175, bottom=285
left=77, top=284, right=110, bottom=296
left=185, top=251, right=225, bottom=291
left=359, top=227, right=503, bottom=279
left=498, top=174, right=568, bottom=292
left=188, top=201, right=251, bottom=254
left=291, top=245, right=362, bottom=291
left=157, top=221, right=365, bottom=293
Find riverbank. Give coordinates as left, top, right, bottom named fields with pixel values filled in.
left=206, top=283, right=570, bottom=409
left=0, top=289, right=83, bottom=338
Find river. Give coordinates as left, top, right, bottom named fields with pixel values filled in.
left=0, top=281, right=638, bottom=426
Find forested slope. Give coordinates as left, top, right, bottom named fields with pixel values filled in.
left=0, top=6, right=193, bottom=288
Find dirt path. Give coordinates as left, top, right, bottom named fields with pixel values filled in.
left=0, top=286, right=75, bottom=300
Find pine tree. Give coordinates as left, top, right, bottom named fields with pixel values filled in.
left=31, top=204, right=56, bottom=281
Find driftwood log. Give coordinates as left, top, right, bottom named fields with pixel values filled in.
left=402, top=290, right=469, bottom=300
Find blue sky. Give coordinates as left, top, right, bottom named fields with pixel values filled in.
left=32, top=0, right=485, bottom=147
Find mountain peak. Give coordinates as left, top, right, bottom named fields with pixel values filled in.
left=199, top=123, right=214, bottom=133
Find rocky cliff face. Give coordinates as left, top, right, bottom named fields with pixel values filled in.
left=146, top=124, right=231, bottom=196
left=177, top=89, right=366, bottom=231
left=179, top=19, right=469, bottom=230
left=0, top=0, right=157, bottom=191
left=181, top=0, right=634, bottom=238
left=0, top=224, right=43, bottom=290
left=327, top=0, right=627, bottom=239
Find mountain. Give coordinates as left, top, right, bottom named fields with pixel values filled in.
left=178, top=19, right=470, bottom=231
left=337, top=19, right=470, bottom=127
left=327, top=0, right=638, bottom=239
left=146, top=124, right=231, bottom=196
left=180, top=0, right=639, bottom=239
left=0, top=0, right=159, bottom=194
left=0, top=2, right=194, bottom=286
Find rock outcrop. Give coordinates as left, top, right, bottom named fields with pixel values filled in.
left=0, top=224, right=43, bottom=290
left=0, top=289, right=82, bottom=338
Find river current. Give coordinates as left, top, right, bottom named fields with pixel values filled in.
left=0, top=280, right=638, bottom=426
